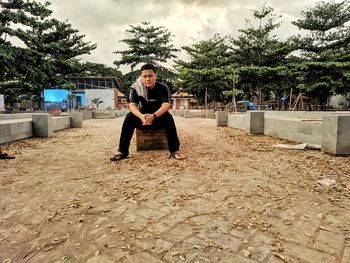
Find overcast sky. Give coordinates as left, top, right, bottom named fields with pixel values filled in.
left=45, top=0, right=322, bottom=72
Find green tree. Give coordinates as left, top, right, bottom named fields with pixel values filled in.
left=0, top=0, right=96, bottom=103
left=231, top=5, right=293, bottom=105
left=290, top=0, right=350, bottom=102
left=0, top=0, right=52, bottom=100
left=175, top=34, right=233, bottom=105
left=222, top=73, right=242, bottom=112
left=114, top=21, right=179, bottom=84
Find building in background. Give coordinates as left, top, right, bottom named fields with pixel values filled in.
left=171, top=91, right=197, bottom=109
left=44, top=77, right=126, bottom=110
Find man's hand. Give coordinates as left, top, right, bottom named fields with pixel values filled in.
left=139, top=115, right=149, bottom=125
left=143, top=114, right=155, bottom=125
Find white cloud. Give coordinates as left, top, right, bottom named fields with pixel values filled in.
left=43, top=0, right=321, bottom=72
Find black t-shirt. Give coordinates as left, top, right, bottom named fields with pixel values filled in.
left=129, top=81, right=170, bottom=114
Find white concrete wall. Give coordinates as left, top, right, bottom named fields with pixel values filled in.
left=264, top=111, right=350, bottom=119
left=85, top=89, right=115, bottom=109
left=52, top=116, right=71, bottom=131
left=0, top=119, right=33, bottom=144
left=0, top=95, right=4, bottom=111
left=322, top=116, right=350, bottom=154
left=206, top=110, right=215, bottom=119
left=226, top=112, right=324, bottom=144
left=227, top=113, right=246, bottom=130
left=264, top=118, right=323, bottom=144
left=92, top=110, right=115, bottom=119
left=0, top=113, right=82, bottom=144
left=184, top=110, right=206, bottom=118
left=0, top=113, right=33, bottom=120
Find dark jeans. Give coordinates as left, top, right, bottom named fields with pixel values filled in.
left=118, top=112, right=180, bottom=156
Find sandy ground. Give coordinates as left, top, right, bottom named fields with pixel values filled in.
left=0, top=116, right=349, bottom=263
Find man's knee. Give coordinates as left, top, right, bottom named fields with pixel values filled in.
left=161, top=112, right=175, bottom=123
left=124, top=112, right=141, bottom=126
left=159, top=113, right=177, bottom=130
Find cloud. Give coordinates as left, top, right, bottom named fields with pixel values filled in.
left=45, top=0, right=321, bottom=71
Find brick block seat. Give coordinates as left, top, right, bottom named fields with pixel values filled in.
left=136, top=129, right=168, bottom=151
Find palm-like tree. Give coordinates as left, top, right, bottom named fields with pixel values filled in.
left=92, top=97, right=104, bottom=109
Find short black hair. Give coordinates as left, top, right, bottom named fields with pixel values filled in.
left=141, top=63, right=156, bottom=73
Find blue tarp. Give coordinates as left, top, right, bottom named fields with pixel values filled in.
left=43, top=89, right=86, bottom=110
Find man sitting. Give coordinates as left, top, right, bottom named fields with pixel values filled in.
left=110, top=63, right=185, bottom=161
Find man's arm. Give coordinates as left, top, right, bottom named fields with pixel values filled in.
left=144, top=102, right=170, bottom=124
left=129, top=103, right=147, bottom=125
left=153, top=84, right=170, bottom=118
left=129, top=88, right=148, bottom=125
left=129, top=103, right=143, bottom=119
left=154, top=102, right=170, bottom=118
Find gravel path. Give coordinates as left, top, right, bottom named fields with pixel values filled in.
left=0, top=116, right=349, bottom=263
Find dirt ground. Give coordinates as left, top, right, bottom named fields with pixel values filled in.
left=0, top=116, right=349, bottom=263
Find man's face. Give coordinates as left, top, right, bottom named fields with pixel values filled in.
left=141, top=69, right=157, bottom=88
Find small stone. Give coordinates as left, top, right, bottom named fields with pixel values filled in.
left=271, top=246, right=279, bottom=251
left=247, top=246, right=254, bottom=251
left=317, top=178, right=336, bottom=186
left=243, top=250, right=251, bottom=257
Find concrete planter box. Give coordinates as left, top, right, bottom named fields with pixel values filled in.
left=264, top=118, right=322, bottom=145
left=184, top=110, right=206, bottom=118
left=216, top=111, right=228, bottom=126
left=92, top=110, right=115, bottom=119
left=0, top=112, right=84, bottom=144
left=0, top=119, right=33, bottom=144
left=112, top=109, right=127, bottom=117
left=227, top=113, right=246, bottom=130
left=322, top=116, right=350, bottom=154
left=0, top=113, right=32, bottom=120
left=206, top=110, right=215, bottom=119
left=80, top=110, right=92, bottom=120
left=53, top=116, right=71, bottom=131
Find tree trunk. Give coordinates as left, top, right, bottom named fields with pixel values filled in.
left=205, top=88, right=208, bottom=110
left=233, top=95, right=237, bottom=113
left=258, top=86, right=262, bottom=106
